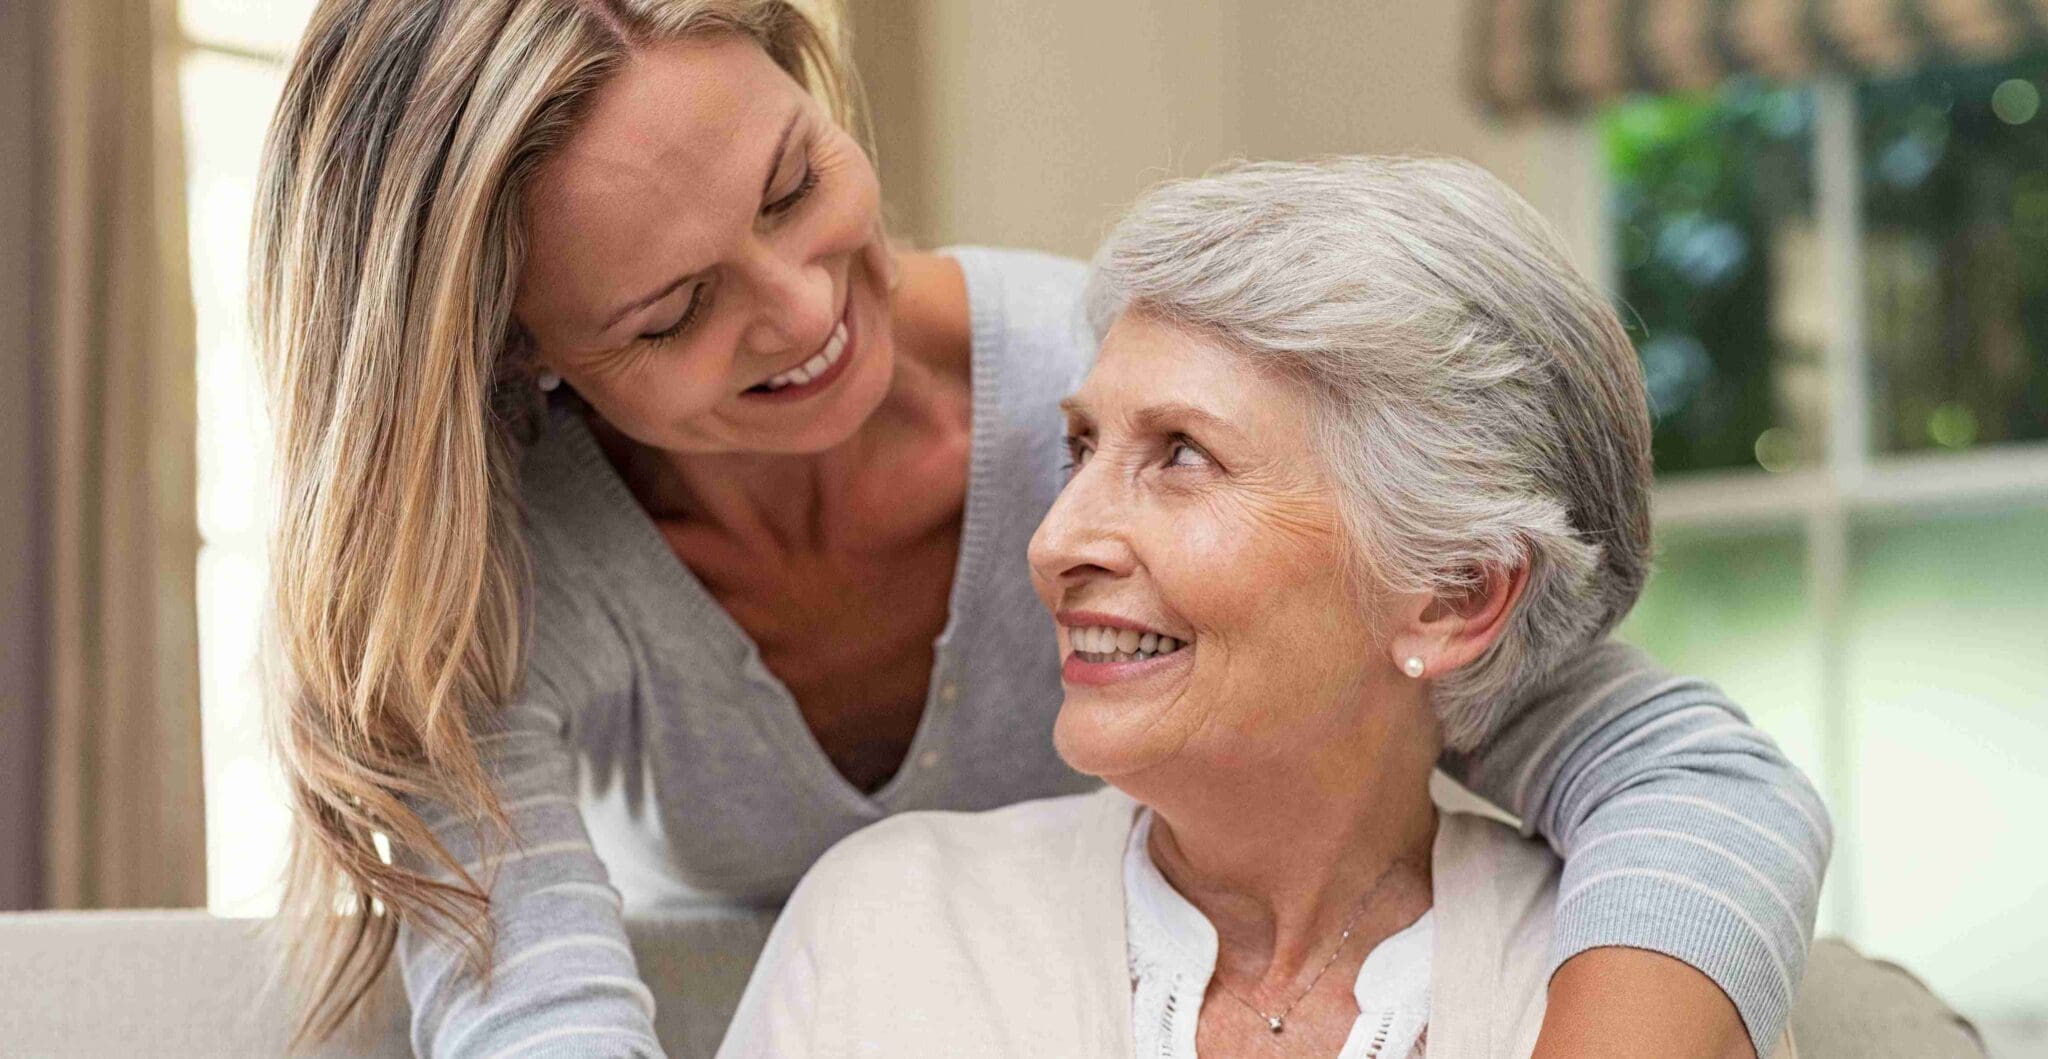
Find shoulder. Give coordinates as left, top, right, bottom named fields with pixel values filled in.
left=1431, top=781, right=1563, bottom=964
left=803, top=789, right=1117, bottom=895
left=777, top=788, right=1130, bottom=943
left=768, top=787, right=1134, bottom=1008
left=945, top=245, right=1095, bottom=392
left=1429, top=806, right=1564, bottom=1055
left=1433, top=802, right=1556, bottom=901
left=501, top=404, right=647, bottom=708
left=947, top=245, right=1091, bottom=315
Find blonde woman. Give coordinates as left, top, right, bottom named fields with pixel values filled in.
left=253, top=3, right=1828, bottom=1057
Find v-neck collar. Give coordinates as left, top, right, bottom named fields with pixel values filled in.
left=537, top=248, right=1003, bottom=817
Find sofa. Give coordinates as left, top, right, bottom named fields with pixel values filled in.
left=0, top=909, right=1984, bottom=1057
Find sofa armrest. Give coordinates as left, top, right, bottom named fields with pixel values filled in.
left=0, top=912, right=1983, bottom=1059
left=1789, top=938, right=1985, bottom=1059
left=0, top=908, right=776, bottom=1059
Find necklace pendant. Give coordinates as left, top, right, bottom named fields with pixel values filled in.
left=1267, top=1016, right=1284, bottom=1034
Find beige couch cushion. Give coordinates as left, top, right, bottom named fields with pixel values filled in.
left=0, top=910, right=1981, bottom=1058
left=0, top=909, right=772, bottom=1058
left=1790, top=938, right=1985, bottom=1059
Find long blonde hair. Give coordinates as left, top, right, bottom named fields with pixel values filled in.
left=250, top=0, right=862, bottom=1042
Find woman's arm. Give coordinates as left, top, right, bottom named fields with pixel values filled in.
left=1534, top=947, right=1755, bottom=1059
left=1440, top=641, right=1832, bottom=1059
left=395, top=574, right=663, bottom=1059
left=396, top=688, right=663, bottom=1059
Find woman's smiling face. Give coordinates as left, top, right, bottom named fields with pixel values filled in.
left=515, top=34, right=893, bottom=456
left=1029, top=312, right=1405, bottom=782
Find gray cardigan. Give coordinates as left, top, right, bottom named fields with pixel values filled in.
left=396, top=247, right=1830, bottom=1058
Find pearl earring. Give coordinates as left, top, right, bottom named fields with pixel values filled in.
left=1402, top=656, right=1426, bottom=679
left=537, top=370, right=561, bottom=392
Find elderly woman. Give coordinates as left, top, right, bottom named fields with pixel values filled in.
left=715, top=158, right=1801, bottom=1059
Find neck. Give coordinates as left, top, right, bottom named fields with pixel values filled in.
left=600, top=253, right=971, bottom=551
left=1131, top=697, right=1440, bottom=985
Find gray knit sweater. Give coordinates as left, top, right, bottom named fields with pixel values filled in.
left=396, top=247, right=1830, bottom=1058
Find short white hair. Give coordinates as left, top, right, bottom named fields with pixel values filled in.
left=1085, top=156, right=1653, bottom=751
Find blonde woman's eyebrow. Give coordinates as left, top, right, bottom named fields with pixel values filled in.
left=758, top=108, right=802, bottom=198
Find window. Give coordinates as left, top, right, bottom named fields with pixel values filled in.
left=181, top=0, right=320, bottom=917
left=1606, top=59, right=2048, bottom=1043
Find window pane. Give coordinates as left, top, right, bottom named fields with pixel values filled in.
left=182, top=47, right=290, bottom=915
left=184, top=50, right=279, bottom=551
left=1859, top=57, right=2048, bottom=455
left=1616, top=526, right=1827, bottom=802
left=179, top=0, right=319, bottom=58
left=1604, top=82, right=1826, bottom=475
left=1847, top=504, right=2048, bottom=1029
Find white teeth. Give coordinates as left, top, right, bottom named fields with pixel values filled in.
left=1065, top=625, right=1187, bottom=661
left=759, top=320, right=852, bottom=390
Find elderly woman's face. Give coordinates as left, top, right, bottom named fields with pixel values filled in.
left=1029, top=313, right=1401, bottom=780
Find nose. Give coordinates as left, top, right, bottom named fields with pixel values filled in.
left=737, top=236, right=838, bottom=359
left=1028, top=457, right=1138, bottom=598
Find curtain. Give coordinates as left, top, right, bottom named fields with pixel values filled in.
left=1472, top=0, right=2048, bottom=116
left=39, top=0, right=207, bottom=909
left=0, top=0, right=44, bottom=915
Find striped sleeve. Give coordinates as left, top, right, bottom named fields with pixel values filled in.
left=393, top=560, right=664, bottom=1059
left=1440, top=641, right=1833, bottom=1057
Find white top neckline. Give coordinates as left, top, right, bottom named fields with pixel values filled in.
left=1122, top=809, right=1433, bottom=1058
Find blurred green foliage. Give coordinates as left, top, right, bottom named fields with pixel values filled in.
left=1605, top=56, right=2048, bottom=473
left=1858, top=58, right=2048, bottom=453
left=1604, top=80, right=1816, bottom=474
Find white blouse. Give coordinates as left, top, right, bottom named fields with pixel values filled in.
left=1123, top=810, right=1434, bottom=1059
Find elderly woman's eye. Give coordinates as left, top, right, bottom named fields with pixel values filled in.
left=1165, top=436, right=1212, bottom=469
left=1061, top=434, right=1092, bottom=475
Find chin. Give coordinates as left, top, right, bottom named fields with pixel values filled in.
left=750, top=321, right=895, bottom=455
left=789, top=364, right=892, bottom=453
left=1051, top=693, right=1179, bottom=781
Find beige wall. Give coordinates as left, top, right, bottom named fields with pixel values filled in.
left=0, top=0, right=45, bottom=910
left=856, top=0, right=1607, bottom=278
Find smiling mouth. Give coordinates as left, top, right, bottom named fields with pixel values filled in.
left=1064, top=624, right=1190, bottom=664
left=743, top=308, right=851, bottom=396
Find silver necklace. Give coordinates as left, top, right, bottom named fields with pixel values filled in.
left=1209, top=858, right=1404, bottom=1036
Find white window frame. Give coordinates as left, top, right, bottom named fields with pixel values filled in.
left=1628, top=78, right=2048, bottom=935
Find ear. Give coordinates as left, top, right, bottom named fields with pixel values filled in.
left=1388, top=559, right=1531, bottom=679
